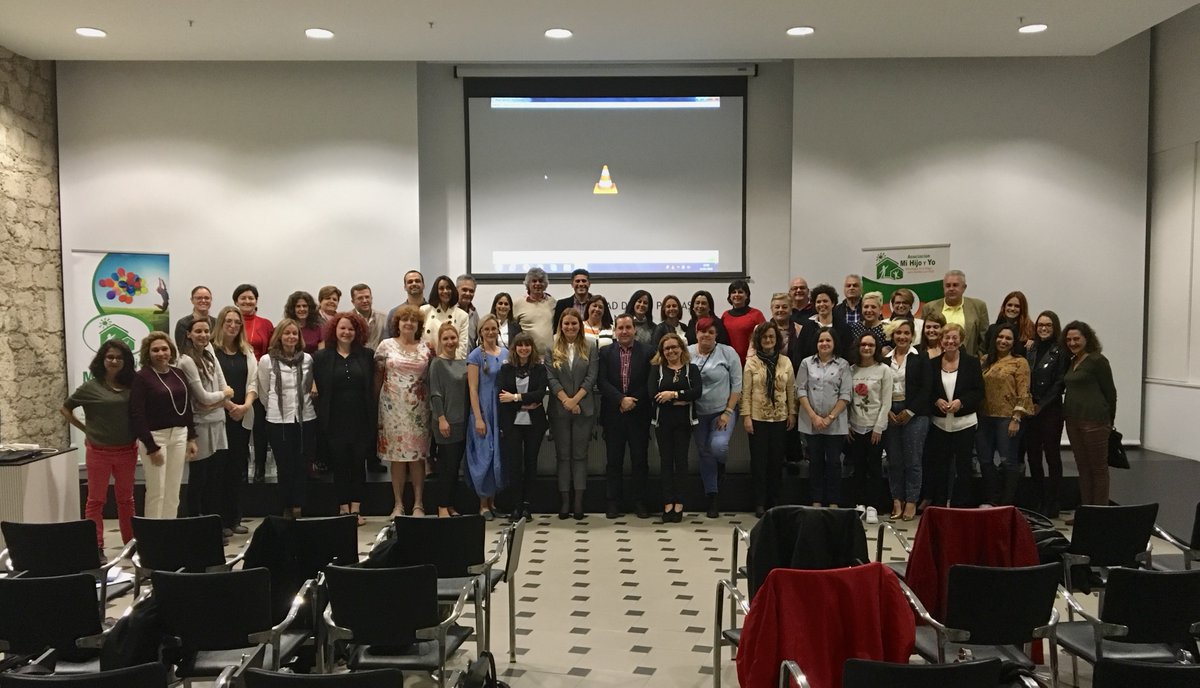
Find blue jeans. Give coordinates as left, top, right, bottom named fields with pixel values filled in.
left=693, top=410, right=736, bottom=495
left=884, top=403, right=929, bottom=504
left=806, top=432, right=844, bottom=506
left=975, top=415, right=1026, bottom=503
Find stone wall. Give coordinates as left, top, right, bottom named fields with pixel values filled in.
left=0, top=45, right=67, bottom=446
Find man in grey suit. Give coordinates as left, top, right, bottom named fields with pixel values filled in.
left=922, top=269, right=990, bottom=357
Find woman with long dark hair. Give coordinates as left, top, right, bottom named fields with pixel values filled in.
left=685, top=290, right=729, bottom=346
left=722, top=280, right=766, bottom=363
left=178, top=317, right=234, bottom=517
left=740, top=321, right=796, bottom=516
left=490, top=292, right=521, bottom=350
left=284, top=290, right=323, bottom=354
left=61, top=340, right=138, bottom=556
left=985, top=291, right=1036, bottom=358
left=650, top=295, right=686, bottom=349
left=1062, top=321, right=1116, bottom=516
left=1025, top=310, right=1069, bottom=515
left=977, top=322, right=1032, bottom=506
left=423, top=274, right=470, bottom=358
left=499, top=332, right=549, bottom=521
left=313, top=311, right=376, bottom=524
left=625, top=289, right=656, bottom=346
left=582, top=294, right=614, bottom=348
left=130, top=332, right=199, bottom=519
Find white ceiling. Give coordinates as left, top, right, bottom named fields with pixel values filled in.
left=0, top=1, right=1196, bottom=62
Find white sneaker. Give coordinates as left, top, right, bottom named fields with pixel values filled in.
left=855, top=504, right=866, bottom=514
left=865, top=507, right=879, bottom=524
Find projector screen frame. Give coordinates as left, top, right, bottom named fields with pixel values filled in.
left=462, top=76, right=749, bottom=282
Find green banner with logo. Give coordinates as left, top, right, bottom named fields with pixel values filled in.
left=862, top=244, right=949, bottom=318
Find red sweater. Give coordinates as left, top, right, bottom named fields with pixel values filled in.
left=722, top=307, right=766, bottom=363
left=737, top=563, right=914, bottom=688
left=243, top=312, right=275, bottom=360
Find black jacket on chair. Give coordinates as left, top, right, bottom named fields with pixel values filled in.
left=497, top=363, right=549, bottom=430
left=597, top=340, right=653, bottom=427
left=929, top=354, right=984, bottom=419
left=746, top=506, right=869, bottom=598
left=311, top=346, right=377, bottom=434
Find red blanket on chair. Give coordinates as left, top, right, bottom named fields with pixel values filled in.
left=905, top=506, right=1040, bottom=621
left=736, top=563, right=915, bottom=688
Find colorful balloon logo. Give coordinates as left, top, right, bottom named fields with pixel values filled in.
left=97, top=267, right=148, bottom=305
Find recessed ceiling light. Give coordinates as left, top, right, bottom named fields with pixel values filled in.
left=786, top=26, right=815, bottom=37
left=1018, top=23, right=1048, bottom=34
left=544, top=28, right=573, bottom=39
left=305, top=28, right=334, bottom=39
left=75, top=27, right=107, bottom=38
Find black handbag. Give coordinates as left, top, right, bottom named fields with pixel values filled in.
left=457, top=651, right=509, bottom=688
left=1107, top=428, right=1130, bottom=469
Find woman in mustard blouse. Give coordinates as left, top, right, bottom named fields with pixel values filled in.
left=975, top=323, right=1032, bottom=506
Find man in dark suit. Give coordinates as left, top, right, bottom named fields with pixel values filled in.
left=553, top=268, right=593, bottom=332
left=598, top=313, right=653, bottom=518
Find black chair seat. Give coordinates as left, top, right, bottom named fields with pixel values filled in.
left=47, top=657, right=101, bottom=675
left=885, top=561, right=908, bottom=579
left=1055, top=622, right=1181, bottom=663
left=346, top=625, right=472, bottom=671
left=913, top=626, right=1034, bottom=670
left=721, top=629, right=741, bottom=646
left=0, top=662, right=168, bottom=687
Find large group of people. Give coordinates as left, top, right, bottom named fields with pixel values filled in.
left=63, top=266, right=1116, bottom=555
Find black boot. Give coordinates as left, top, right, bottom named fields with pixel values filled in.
left=1042, top=477, right=1061, bottom=517
left=705, top=493, right=720, bottom=519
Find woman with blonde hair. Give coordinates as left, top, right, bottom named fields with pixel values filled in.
left=428, top=320, right=469, bottom=517
left=130, top=332, right=199, bottom=519
left=546, top=309, right=598, bottom=519
left=375, top=304, right=434, bottom=517
left=212, top=306, right=258, bottom=534
left=467, top=313, right=509, bottom=519
left=648, top=333, right=701, bottom=522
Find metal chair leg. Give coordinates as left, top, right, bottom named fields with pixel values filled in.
left=508, top=576, right=517, bottom=663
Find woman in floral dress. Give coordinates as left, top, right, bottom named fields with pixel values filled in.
left=375, top=304, right=434, bottom=517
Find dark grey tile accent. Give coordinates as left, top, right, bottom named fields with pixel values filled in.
left=628, top=626, right=648, bottom=634
left=633, top=666, right=656, bottom=676
left=630, top=645, right=651, bottom=653
left=568, top=667, right=591, bottom=677
left=568, top=646, right=590, bottom=655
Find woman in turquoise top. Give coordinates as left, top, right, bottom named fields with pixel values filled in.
left=467, top=314, right=509, bottom=519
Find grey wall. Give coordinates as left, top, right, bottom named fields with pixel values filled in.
left=790, top=37, right=1151, bottom=440
left=1145, top=4, right=1200, bottom=461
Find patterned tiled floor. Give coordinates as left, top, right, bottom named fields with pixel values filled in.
left=98, top=508, right=1154, bottom=687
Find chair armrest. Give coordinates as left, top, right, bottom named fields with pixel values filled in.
left=778, top=659, right=811, bottom=688
left=875, top=522, right=912, bottom=563
left=214, top=664, right=238, bottom=688
left=469, top=530, right=509, bottom=575
left=249, top=578, right=315, bottom=646
left=1032, top=606, right=1060, bottom=640
left=716, top=578, right=751, bottom=617
left=102, top=541, right=137, bottom=572
left=416, top=578, right=475, bottom=640
left=214, top=644, right=266, bottom=686
left=1060, top=553, right=1091, bottom=589
left=1153, top=524, right=1194, bottom=553
left=896, top=579, right=967, bottom=640
left=76, top=632, right=107, bottom=650
left=224, top=548, right=248, bottom=570
left=321, top=606, right=354, bottom=643
left=730, top=526, right=751, bottom=581
left=1135, top=545, right=1152, bottom=568
left=1057, top=586, right=1127, bottom=647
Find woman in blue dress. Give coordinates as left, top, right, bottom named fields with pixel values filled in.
left=467, top=314, right=509, bottom=519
